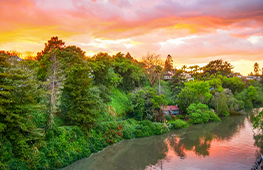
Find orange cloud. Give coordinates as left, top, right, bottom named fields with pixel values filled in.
left=0, top=0, right=263, bottom=75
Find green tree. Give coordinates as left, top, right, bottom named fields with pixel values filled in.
left=60, top=64, right=103, bottom=130
left=127, top=88, right=167, bottom=121
left=185, top=81, right=212, bottom=103
left=222, top=76, right=245, bottom=93
left=168, top=71, right=184, bottom=101
left=207, top=78, right=223, bottom=92
left=37, top=49, right=64, bottom=130
left=113, top=52, right=146, bottom=92
left=89, top=52, right=120, bottom=88
left=210, top=92, right=229, bottom=116
left=203, top=59, right=234, bottom=76
left=253, top=110, right=263, bottom=149
left=247, top=85, right=257, bottom=101
left=0, top=52, right=42, bottom=163
left=177, top=88, right=199, bottom=114
left=187, top=103, right=220, bottom=124
left=36, top=36, right=65, bottom=61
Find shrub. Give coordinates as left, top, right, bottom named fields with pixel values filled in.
left=170, top=119, right=188, bottom=129
left=184, top=115, right=190, bottom=120
left=189, top=112, right=203, bottom=124
left=164, top=115, right=172, bottom=121
left=152, top=122, right=169, bottom=134
left=176, top=114, right=184, bottom=119
left=209, top=112, right=221, bottom=121
left=122, top=124, right=136, bottom=139
left=171, top=115, right=179, bottom=120
left=135, top=129, right=144, bottom=138
left=187, top=103, right=221, bottom=124
left=37, top=126, right=93, bottom=169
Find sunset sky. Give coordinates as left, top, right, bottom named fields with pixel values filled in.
left=1, top=0, right=263, bottom=75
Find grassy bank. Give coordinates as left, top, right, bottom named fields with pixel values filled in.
left=1, top=119, right=169, bottom=170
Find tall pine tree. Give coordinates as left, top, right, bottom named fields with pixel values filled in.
left=0, top=52, right=42, bottom=163
left=60, top=63, right=103, bottom=130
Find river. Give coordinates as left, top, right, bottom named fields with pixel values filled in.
left=61, top=109, right=262, bottom=170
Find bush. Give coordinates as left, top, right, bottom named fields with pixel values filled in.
left=94, top=121, right=124, bottom=144
left=122, top=122, right=136, bottom=139
left=245, top=99, right=253, bottom=110
left=170, top=119, right=188, bottom=129
left=4, top=118, right=171, bottom=169
left=36, top=126, right=93, bottom=169
left=184, top=115, right=190, bottom=120
left=151, top=122, right=168, bottom=135
left=171, top=115, right=179, bottom=120
left=187, top=103, right=221, bottom=124
left=209, top=112, right=221, bottom=121
left=164, top=115, right=172, bottom=121
left=176, top=114, right=184, bottom=119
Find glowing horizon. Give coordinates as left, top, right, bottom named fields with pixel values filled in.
left=1, top=0, right=263, bottom=75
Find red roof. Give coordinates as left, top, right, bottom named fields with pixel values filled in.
left=161, top=105, right=179, bottom=111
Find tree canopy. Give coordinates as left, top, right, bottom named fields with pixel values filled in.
left=203, top=59, right=234, bottom=76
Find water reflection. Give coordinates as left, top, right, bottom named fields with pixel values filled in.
left=61, top=115, right=259, bottom=170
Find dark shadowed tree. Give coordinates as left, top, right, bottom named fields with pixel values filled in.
left=164, top=54, right=173, bottom=72
left=254, top=62, right=260, bottom=76
left=203, top=59, right=234, bottom=76
left=36, top=36, right=65, bottom=61
left=181, top=65, right=187, bottom=73
left=193, top=65, right=200, bottom=73
left=113, top=52, right=146, bottom=92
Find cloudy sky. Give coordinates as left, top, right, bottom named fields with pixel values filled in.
left=1, top=0, right=263, bottom=75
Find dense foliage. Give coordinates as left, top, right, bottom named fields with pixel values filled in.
left=1, top=37, right=263, bottom=169
left=187, top=103, right=221, bottom=124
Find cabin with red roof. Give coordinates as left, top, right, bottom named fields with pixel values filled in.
left=161, top=105, right=180, bottom=115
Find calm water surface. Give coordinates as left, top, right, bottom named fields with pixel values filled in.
left=62, top=110, right=262, bottom=170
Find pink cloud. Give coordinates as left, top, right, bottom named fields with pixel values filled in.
left=0, top=0, right=263, bottom=76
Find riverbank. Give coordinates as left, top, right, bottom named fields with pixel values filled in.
left=2, top=111, right=256, bottom=170
left=52, top=115, right=222, bottom=170
left=3, top=119, right=169, bottom=170
left=59, top=109, right=261, bottom=170
left=61, top=115, right=260, bottom=170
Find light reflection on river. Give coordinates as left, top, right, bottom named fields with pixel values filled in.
left=61, top=109, right=262, bottom=170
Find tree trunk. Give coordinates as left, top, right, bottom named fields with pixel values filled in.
left=46, top=52, right=56, bottom=130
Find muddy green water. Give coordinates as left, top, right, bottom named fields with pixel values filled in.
left=61, top=109, right=262, bottom=170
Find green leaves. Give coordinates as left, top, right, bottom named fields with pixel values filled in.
left=177, top=87, right=198, bottom=114
left=127, top=87, right=167, bottom=121
left=222, top=76, right=245, bottom=93
left=60, top=63, right=104, bottom=130
left=187, top=103, right=220, bottom=124
left=0, top=52, right=43, bottom=163
left=248, top=85, right=257, bottom=100
left=210, top=92, right=229, bottom=116
left=185, top=81, right=212, bottom=103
